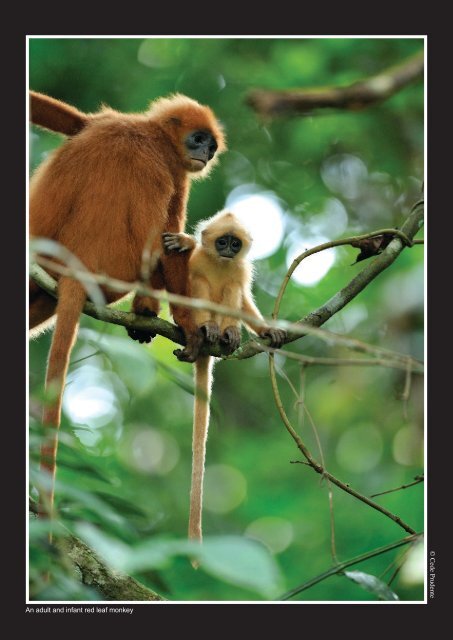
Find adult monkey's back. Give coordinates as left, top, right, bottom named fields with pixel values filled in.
left=29, top=91, right=226, bottom=517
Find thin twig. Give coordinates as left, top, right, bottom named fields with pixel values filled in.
left=401, top=360, right=413, bottom=420
left=304, top=404, right=338, bottom=564
left=279, top=533, right=422, bottom=600
left=258, top=342, right=423, bottom=374
left=298, top=365, right=306, bottom=435
left=370, top=476, right=424, bottom=498
left=380, top=543, right=414, bottom=587
left=268, top=354, right=416, bottom=535
left=277, top=364, right=338, bottom=561
left=273, top=228, right=415, bottom=321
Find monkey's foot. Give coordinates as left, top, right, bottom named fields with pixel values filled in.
left=127, top=309, right=158, bottom=344
left=173, top=329, right=204, bottom=362
left=173, top=347, right=198, bottom=363
left=259, top=328, right=286, bottom=349
left=221, top=326, right=241, bottom=353
left=200, top=321, right=220, bottom=344
left=162, top=232, right=195, bottom=254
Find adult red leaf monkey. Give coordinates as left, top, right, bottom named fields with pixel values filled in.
left=163, top=211, right=286, bottom=550
left=29, top=91, right=225, bottom=517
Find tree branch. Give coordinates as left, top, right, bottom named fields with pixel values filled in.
left=236, top=199, right=424, bottom=360
left=58, top=534, right=164, bottom=601
left=29, top=498, right=164, bottom=601
left=279, top=533, right=422, bottom=600
left=256, top=343, right=424, bottom=374
left=30, top=207, right=424, bottom=367
left=370, top=475, right=424, bottom=498
left=268, top=354, right=417, bottom=535
left=246, top=50, right=424, bottom=118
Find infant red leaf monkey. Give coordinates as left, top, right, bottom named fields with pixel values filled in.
left=163, top=210, right=286, bottom=552
left=163, top=210, right=286, bottom=362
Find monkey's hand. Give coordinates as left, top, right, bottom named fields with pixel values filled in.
left=200, top=321, right=220, bottom=344
left=221, top=326, right=241, bottom=354
left=259, top=328, right=286, bottom=349
left=162, top=232, right=196, bottom=254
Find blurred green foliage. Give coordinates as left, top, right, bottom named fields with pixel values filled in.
left=29, top=37, right=424, bottom=602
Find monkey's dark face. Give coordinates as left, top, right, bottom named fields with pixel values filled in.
left=215, top=234, right=243, bottom=259
left=184, top=130, right=218, bottom=172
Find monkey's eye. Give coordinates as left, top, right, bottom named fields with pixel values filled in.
left=216, top=238, right=227, bottom=247
left=231, top=239, right=242, bottom=252
left=208, top=142, right=218, bottom=159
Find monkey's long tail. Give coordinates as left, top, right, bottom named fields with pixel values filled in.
left=189, top=355, right=214, bottom=550
left=39, top=277, right=86, bottom=520
left=30, top=90, right=89, bottom=136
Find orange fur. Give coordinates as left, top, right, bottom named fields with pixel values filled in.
left=29, top=92, right=225, bottom=518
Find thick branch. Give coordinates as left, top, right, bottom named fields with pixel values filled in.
left=236, top=200, right=424, bottom=360
left=29, top=499, right=164, bottom=601
left=246, top=50, right=424, bottom=117
left=30, top=209, right=423, bottom=366
left=58, top=535, right=164, bottom=601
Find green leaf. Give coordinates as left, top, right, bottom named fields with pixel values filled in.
left=57, top=458, right=112, bottom=483
left=344, top=570, right=399, bottom=601
left=92, top=491, right=147, bottom=518
left=79, top=329, right=156, bottom=395
left=74, top=529, right=284, bottom=599
left=75, top=522, right=131, bottom=569
left=196, top=535, right=285, bottom=599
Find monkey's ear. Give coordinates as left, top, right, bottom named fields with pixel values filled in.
left=169, top=116, right=182, bottom=126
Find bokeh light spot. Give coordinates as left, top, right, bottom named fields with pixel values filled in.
left=399, top=541, right=424, bottom=586
left=336, top=425, right=383, bottom=473
left=120, top=427, right=180, bottom=476
left=203, top=464, right=247, bottom=514
left=245, top=517, right=294, bottom=554
left=321, top=153, right=368, bottom=199
left=63, top=366, right=117, bottom=427
left=225, top=186, right=285, bottom=260
left=392, top=426, right=423, bottom=466
left=286, top=235, right=336, bottom=286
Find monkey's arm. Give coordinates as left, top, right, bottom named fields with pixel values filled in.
left=242, top=295, right=286, bottom=348
left=30, top=90, right=89, bottom=136
left=162, top=232, right=197, bottom=254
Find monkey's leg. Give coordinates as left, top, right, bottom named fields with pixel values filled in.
left=219, top=284, right=243, bottom=354
left=127, top=262, right=164, bottom=344
left=39, top=277, right=86, bottom=518
left=171, top=273, right=217, bottom=363
left=162, top=250, right=200, bottom=342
